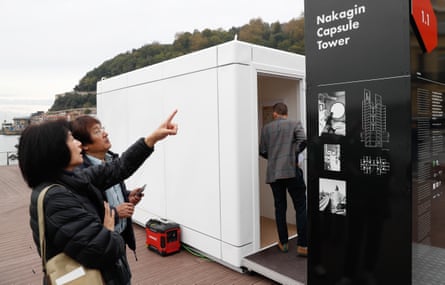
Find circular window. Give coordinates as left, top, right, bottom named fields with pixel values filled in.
left=331, top=102, right=345, bottom=119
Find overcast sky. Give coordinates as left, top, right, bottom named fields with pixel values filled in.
left=0, top=0, right=304, bottom=121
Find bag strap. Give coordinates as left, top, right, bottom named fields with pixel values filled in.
left=37, top=184, right=59, bottom=272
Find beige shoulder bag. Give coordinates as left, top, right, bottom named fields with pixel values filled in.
left=38, top=184, right=104, bottom=285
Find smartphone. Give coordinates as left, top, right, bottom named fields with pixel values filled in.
left=137, top=184, right=146, bottom=196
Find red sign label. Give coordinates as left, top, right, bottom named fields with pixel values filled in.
left=411, top=0, right=438, bottom=52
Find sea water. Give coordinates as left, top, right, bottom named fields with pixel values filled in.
left=0, top=135, right=20, bottom=166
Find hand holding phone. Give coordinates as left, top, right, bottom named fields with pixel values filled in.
left=137, top=184, right=146, bottom=197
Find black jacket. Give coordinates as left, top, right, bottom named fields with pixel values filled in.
left=80, top=150, right=137, bottom=253
left=29, top=138, right=153, bottom=284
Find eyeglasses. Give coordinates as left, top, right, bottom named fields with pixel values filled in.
left=92, top=126, right=106, bottom=136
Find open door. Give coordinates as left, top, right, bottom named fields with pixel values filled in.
left=241, top=74, right=307, bottom=284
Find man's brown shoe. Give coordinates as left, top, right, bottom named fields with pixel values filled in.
left=278, top=242, right=288, bottom=253
left=297, top=246, right=308, bottom=257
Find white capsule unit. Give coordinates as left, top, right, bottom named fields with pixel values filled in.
left=97, top=40, right=306, bottom=283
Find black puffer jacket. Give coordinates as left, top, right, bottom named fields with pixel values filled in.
left=29, top=138, right=153, bottom=285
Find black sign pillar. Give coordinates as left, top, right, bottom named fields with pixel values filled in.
left=304, top=1, right=416, bottom=284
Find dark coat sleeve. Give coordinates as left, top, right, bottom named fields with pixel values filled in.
left=294, top=121, right=307, bottom=154
left=259, top=126, right=268, bottom=159
left=80, top=138, right=154, bottom=191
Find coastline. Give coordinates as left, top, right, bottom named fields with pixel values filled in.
left=0, top=130, right=21, bottom=136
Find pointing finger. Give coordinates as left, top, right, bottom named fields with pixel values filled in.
left=165, top=109, right=178, bottom=125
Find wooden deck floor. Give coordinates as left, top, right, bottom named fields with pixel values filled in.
left=0, top=165, right=277, bottom=285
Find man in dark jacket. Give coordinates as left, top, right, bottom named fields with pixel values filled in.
left=70, top=116, right=144, bottom=261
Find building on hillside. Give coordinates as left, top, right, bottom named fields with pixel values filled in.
left=29, top=111, right=46, bottom=125
left=0, top=120, right=23, bottom=135
left=44, top=107, right=96, bottom=122
left=12, top=117, right=30, bottom=132
left=0, top=107, right=97, bottom=135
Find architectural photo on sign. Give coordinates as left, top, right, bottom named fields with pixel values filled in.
left=324, top=144, right=341, bottom=172
left=319, top=178, right=347, bottom=216
left=318, top=91, right=346, bottom=136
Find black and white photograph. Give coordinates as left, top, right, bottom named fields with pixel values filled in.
left=324, top=144, right=341, bottom=171
left=318, top=91, right=346, bottom=136
left=319, top=178, right=346, bottom=216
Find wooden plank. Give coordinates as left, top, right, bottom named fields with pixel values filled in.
left=0, top=166, right=277, bottom=284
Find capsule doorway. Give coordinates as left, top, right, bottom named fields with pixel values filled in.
left=242, top=74, right=307, bottom=285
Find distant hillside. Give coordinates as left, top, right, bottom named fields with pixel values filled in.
left=49, top=92, right=96, bottom=112
left=49, top=17, right=304, bottom=111
left=74, top=17, right=304, bottom=92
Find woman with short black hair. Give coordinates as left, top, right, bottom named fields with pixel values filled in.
left=19, top=110, right=177, bottom=285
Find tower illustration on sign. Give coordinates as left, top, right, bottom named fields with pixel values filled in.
left=360, top=89, right=390, bottom=175
left=360, top=89, right=389, bottom=147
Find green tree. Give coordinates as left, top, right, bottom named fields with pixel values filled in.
left=239, top=18, right=270, bottom=46
left=73, top=16, right=305, bottom=94
left=49, top=93, right=97, bottom=111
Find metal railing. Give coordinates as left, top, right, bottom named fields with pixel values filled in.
left=0, top=151, right=18, bottom=166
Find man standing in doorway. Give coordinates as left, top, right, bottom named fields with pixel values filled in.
left=259, top=102, right=308, bottom=256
